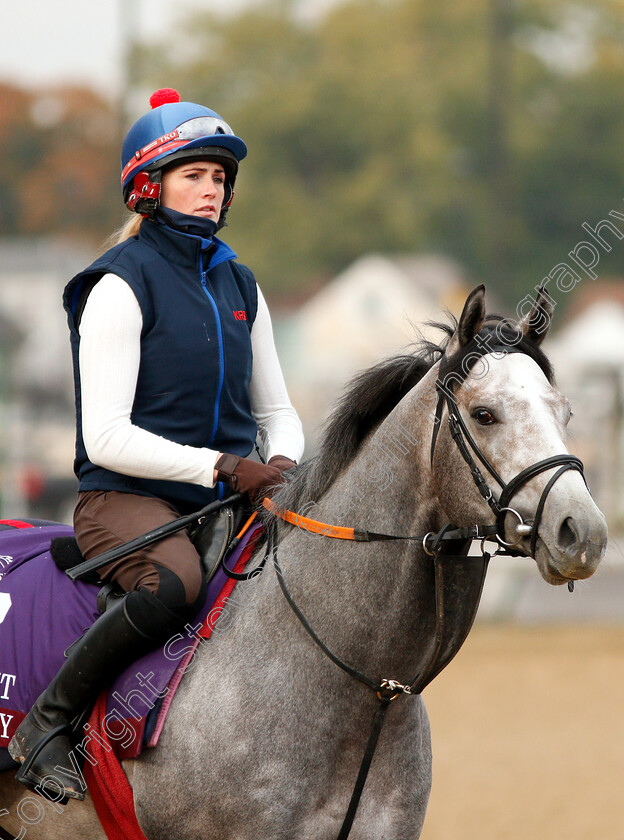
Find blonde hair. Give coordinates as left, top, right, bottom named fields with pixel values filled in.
left=98, top=213, right=144, bottom=254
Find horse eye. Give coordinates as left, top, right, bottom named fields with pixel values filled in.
left=473, top=408, right=496, bottom=425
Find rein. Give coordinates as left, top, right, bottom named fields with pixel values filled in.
left=262, top=497, right=499, bottom=550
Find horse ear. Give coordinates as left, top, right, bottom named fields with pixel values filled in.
left=519, top=287, right=554, bottom=346
left=448, top=285, right=486, bottom=353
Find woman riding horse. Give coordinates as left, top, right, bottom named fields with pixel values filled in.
left=9, top=88, right=304, bottom=799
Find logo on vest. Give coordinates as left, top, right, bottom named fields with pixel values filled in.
left=233, top=310, right=247, bottom=321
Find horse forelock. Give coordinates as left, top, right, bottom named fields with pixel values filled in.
left=265, top=312, right=555, bottom=516
left=439, top=314, right=555, bottom=392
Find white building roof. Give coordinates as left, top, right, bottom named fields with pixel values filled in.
left=279, top=252, right=472, bottom=449
left=547, top=298, right=624, bottom=371
left=0, top=238, right=92, bottom=402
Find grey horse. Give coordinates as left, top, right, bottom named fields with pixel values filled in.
left=0, top=286, right=608, bottom=839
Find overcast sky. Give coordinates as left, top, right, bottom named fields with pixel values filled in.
left=0, top=0, right=269, bottom=97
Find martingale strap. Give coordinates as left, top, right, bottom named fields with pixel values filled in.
left=263, top=499, right=359, bottom=540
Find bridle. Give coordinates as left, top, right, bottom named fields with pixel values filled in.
left=260, top=342, right=586, bottom=840
left=261, top=350, right=587, bottom=563
left=431, top=375, right=585, bottom=558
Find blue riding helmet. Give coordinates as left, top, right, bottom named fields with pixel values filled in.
left=121, top=88, right=247, bottom=219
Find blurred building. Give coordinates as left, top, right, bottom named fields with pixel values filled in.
left=0, top=237, right=90, bottom=521
left=546, top=281, right=624, bottom=530
left=277, top=253, right=471, bottom=453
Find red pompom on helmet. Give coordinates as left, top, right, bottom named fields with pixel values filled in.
left=122, top=89, right=247, bottom=225
left=149, top=88, right=181, bottom=108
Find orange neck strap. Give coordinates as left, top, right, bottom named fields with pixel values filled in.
left=262, top=497, right=357, bottom=541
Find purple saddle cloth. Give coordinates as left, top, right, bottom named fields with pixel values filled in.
left=0, top=519, right=261, bottom=767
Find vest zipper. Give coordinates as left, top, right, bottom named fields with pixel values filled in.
left=199, top=254, right=225, bottom=447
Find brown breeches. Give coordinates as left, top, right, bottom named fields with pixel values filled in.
left=73, top=490, right=204, bottom=605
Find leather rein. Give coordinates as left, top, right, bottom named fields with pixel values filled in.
left=258, top=356, right=585, bottom=840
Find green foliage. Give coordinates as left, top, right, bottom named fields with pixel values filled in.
left=0, top=84, right=120, bottom=247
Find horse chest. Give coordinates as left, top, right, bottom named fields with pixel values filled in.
left=133, top=672, right=432, bottom=840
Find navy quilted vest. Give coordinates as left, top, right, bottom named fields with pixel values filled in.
left=63, top=219, right=258, bottom=514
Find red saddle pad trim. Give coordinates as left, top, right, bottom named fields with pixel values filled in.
left=83, top=529, right=261, bottom=840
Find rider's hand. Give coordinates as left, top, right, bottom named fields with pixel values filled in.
left=214, top=453, right=285, bottom=501
left=267, top=455, right=298, bottom=475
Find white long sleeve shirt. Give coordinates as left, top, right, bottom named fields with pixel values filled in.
left=78, top=273, right=304, bottom=488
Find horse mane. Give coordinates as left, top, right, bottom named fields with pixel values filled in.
left=268, top=322, right=452, bottom=513
left=267, top=312, right=554, bottom=513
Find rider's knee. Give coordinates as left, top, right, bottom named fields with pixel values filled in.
left=154, top=562, right=206, bottom=615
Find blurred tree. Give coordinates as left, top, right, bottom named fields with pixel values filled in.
left=3, top=0, right=624, bottom=307
left=142, top=0, right=624, bottom=306
left=512, top=0, right=624, bottom=293
left=0, top=83, right=119, bottom=248
left=0, top=84, right=29, bottom=232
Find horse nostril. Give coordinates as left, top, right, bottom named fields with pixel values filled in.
left=556, top=516, right=580, bottom=553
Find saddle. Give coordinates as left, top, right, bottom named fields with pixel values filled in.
left=49, top=503, right=249, bottom=613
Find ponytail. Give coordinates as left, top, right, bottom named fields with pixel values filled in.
left=98, top=213, right=143, bottom=255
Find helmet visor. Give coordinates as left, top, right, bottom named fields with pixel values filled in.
left=175, top=116, right=235, bottom=140
left=122, top=116, right=244, bottom=188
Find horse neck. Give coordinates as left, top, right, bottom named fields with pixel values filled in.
left=323, top=373, right=438, bottom=528
left=264, top=367, right=444, bottom=680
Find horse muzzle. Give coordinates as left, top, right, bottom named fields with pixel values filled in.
left=533, top=504, right=608, bottom=584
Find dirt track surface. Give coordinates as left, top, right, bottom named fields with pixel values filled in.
left=420, top=625, right=624, bottom=840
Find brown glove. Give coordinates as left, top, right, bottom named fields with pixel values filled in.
left=268, top=455, right=298, bottom=474
left=215, top=453, right=284, bottom=500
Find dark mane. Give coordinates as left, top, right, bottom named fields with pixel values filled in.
left=269, top=324, right=452, bottom=513
left=267, top=312, right=554, bottom=513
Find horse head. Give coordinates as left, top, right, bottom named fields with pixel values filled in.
left=431, top=285, right=607, bottom=585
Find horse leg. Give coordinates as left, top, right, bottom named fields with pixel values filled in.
left=0, top=772, right=105, bottom=840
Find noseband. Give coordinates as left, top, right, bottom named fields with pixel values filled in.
left=431, top=373, right=585, bottom=557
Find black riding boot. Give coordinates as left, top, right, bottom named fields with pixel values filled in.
left=8, top=588, right=184, bottom=802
